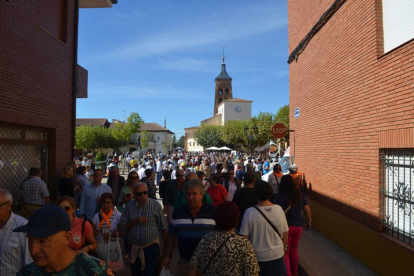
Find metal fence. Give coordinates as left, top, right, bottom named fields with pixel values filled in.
left=381, top=149, right=414, bottom=246
left=0, top=123, right=50, bottom=210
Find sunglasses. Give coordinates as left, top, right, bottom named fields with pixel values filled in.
left=136, top=191, right=148, bottom=197
left=0, top=201, right=9, bottom=207
left=60, top=206, right=71, bottom=211
left=130, top=177, right=139, bottom=180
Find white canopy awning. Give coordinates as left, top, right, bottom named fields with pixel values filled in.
left=218, top=146, right=232, bottom=151
left=206, top=146, right=220, bottom=150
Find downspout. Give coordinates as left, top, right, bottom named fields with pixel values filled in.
left=71, top=0, right=80, bottom=159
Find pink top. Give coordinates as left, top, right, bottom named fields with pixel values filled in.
left=69, top=217, right=93, bottom=250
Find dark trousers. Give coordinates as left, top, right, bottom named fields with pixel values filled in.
left=130, top=243, right=160, bottom=276
left=258, top=256, right=287, bottom=276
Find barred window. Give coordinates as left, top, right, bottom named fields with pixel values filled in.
left=381, top=149, right=414, bottom=246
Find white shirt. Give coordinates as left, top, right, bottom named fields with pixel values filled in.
left=227, top=180, right=237, bottom=201
left=156, top=161, right=162, bottom=172
left=138, top=168, right=146, bottom=179
left=91, top=210, right=122, bottom=244
left=240, top=205, right=288, bottom=262
left=0, top=213, right=32, bottom=276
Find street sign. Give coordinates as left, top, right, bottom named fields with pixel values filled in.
left=271, top=123, right=287, bottom=139
left=295, top=107, right=300, bottom=118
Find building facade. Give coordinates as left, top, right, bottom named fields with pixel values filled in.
left=184, top=126, right=204, bottom=152
left=185, top=55, right=252, bottom=149
left=288, top=0, right=414, bottom=274
left=0, top=0, right=116, bottom=206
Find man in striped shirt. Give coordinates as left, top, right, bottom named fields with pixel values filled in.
left=162, top=179, right=216, bottom=275
left=0, top=189, right=32, bottom=276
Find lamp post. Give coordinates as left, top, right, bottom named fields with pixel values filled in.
left=244, top=126, right=258, bottom=156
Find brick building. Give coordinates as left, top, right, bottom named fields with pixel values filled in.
left=288, top=0, right=413, bottom=274
left=0, top=0, right=116, bottom=206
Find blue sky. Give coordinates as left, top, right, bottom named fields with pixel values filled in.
left=76, top=0, right=289, bottom=138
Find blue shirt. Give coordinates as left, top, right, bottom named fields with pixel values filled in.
left=79, top=183, right=112, bottom=220
left=263, top=161, right=270, bottom=174
left=0, top=212, right=32, bottom=276
left=274, top=192, right=308, bottom=227
left=169, top=203, right=216, bottom=261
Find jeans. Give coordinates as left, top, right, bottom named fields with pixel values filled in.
left=130, top=243, right=160, bottom=276
left=157, top=171, right=162, bottom=185
left=285, top=226, right=303, bottom=276
left=258, top=256, right=287, bottom=276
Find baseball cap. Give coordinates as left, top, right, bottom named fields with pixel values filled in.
left=14, top=204, right=71, bottom=238
left=180, top=162, right=186, bottom=167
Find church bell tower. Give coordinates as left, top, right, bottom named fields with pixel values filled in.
left=214, top=52, right=233, bottom=115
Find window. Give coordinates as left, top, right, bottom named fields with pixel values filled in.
left=39, top=0, right=67, bottom=42
left=382, top=0, right=414, bottom=52
left=381, top=149, right=414, bottom=246
left=226, top=88, right=229, bottom=95
left=219, top=89, right=223, bottom=95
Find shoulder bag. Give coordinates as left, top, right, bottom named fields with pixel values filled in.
left=254, top=206, right=282, bottom=238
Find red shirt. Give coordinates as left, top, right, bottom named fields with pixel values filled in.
left=69, top=217, right=94, bottom=250
left=207, top=184, right=228, bottom=206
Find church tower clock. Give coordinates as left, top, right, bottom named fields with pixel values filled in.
left=214, top=52, right=233, bottom=116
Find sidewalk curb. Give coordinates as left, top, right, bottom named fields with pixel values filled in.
left=298, top=258, right=317, bottom=276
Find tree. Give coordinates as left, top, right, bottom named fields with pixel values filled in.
left=75, top=125, right=114, bottom=151
left=176, top=135, right=185, bottom=148
left=139, top=131, right=151, bottom=148
left=111, top=112, right=143, bottom=150
left=194, top=124, right=225, bottom=148
left=275, top=105, right=289, bottom=130
left=250, top=112, right=278, bottom=147
left=222, top=120, right=249, bottom=150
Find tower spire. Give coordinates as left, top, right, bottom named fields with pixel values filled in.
left=222, top=47, right=225, bottom=64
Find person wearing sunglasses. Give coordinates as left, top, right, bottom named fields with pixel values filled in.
left=119, top=182, right=167, bottom=276
left=0, top=188, right=32, bottom=276
left=118, top=171, right=139, bottom=212
left=56, top=196, right=97, bottom=254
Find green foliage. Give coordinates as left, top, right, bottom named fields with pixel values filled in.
left=139, top=131, right=151, bottom=148
left=76, top=112, right=144, bottom=151
left=75, top=125, right=113, bottom=150
left=112, top=112, right=143, bottom=148
left=176, top=135, right=185, bottom=148
left=95, top=152, right=105, bottom=162
left=222, top=120, right=249, bottom=150
left=200, top=106, right=290, bottom=150
left=194, top=125, right=225, bottom=148
left=275, top=105, right=289, bottom=130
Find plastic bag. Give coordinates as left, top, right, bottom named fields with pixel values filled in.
left=160, top=267, right=172, bottom=276
left=96, top=232, right=124, bottom=272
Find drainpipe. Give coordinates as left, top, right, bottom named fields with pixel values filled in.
left=71, top=0, right=80, bottom=159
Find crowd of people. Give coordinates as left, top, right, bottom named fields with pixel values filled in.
left=0, top=149, right=311, bottom=276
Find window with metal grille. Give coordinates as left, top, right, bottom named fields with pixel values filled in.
left=381, top=149, right=414, bottom=246
left=0, top=123, right=50, bottom=210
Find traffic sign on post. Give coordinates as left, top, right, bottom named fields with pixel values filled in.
left=271, top=123, right=287, bottom=139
